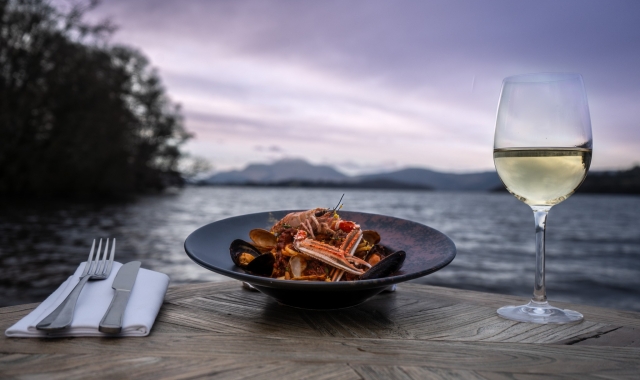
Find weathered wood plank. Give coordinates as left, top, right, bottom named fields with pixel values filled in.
left=164, top=281, right=240, bottom=302
left=0, top=303, right=38, bottom=316
left=401, top=284, right=640, bottom=328
left=351, top=365, right=487, bottom=380
left=165, top=292, right=411, bottom=339
left=0, top=303, right=39, bottom=328
left=350, top=366, right=597, bottom=380
left=569, top=326, right=640, bottom=348
left=157, top=282, right=630, bottom=345
left=475, top=370, right=605, bottom=380
left=3, top=282, right=640, bottom=379
left=0, top=353, right=360, bottom=380
left=4, top=283, right=639, bottom=346
left=162, top=281, right=640, bottom=330
left=2, top=334, right=639, bottom=375
left=4, top=352, right=635, bottom=380
left=372, top=292, right=614, bottom=344
left=164, top=282, right=640, bottom=330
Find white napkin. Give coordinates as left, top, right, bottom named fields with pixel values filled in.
left=5, top=262, right=170, bottom=338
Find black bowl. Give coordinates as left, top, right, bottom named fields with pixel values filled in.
left=184, top=210, right=456, bottom=309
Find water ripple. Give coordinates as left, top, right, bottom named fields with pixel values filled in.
left=1, top=188, right=638, bottom=311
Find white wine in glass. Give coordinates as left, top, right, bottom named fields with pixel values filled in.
left=494, top=148, right=592, bottom=206
left=494, top=73, right=592, bottom=324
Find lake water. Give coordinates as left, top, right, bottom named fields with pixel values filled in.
left=1, top=187, right=639, bottom=311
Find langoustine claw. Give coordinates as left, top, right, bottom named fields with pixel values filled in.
left=293, top=230, right=365, bottom=275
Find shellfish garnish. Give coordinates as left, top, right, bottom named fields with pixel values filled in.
left=362, top=230, right=381, bottom=245
left=249, top=228, right=277, bottom=252
left=229, top=239, right=275, bottom=277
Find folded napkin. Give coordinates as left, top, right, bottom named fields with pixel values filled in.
left=5, top=262, right=170, bottom=338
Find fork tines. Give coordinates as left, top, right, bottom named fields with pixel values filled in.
left=82, top=238, right=116, bottom=278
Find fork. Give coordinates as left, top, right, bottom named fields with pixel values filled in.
left=36, top=238, right=115, bottom=331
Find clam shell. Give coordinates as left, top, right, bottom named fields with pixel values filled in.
left=249, top=228, right=277, bottom=250
left=289, top=256, right=307, bottom=278
left=362, top=230, right=381, bottom=245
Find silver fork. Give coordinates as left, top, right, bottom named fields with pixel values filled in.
left=36, top=238, right=115, bottom=331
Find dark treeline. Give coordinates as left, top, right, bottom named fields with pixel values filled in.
left=578, top=166, right=640, bottom=195
left=0, top=0, right=191, bottom=199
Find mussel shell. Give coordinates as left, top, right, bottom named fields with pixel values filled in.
left=249, top=228, right=277, bottom=250
left=229, top=239, right=262, bottom=267
left=362, top=230, right=381, bottom=245
left=229, top=239, right=275, bottom=277
left=245, top=253, right=275, bottom=277
left=364, top=244, right=388, bottom=259
left=360, top=250, right=406, bottom=280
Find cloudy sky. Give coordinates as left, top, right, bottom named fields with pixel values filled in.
left=86, top=0, right=640, bottom=174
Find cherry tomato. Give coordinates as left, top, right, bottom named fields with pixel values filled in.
left=338, top=221, right=356, bottom=233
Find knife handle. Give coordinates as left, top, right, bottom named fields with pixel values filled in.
left=99, top=289, right=131, bottom=334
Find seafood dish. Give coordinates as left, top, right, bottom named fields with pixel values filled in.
left=230, top=207, right=405, bottom=281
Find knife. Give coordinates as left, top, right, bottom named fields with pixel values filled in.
left=99, top=261, right=141, bottom=334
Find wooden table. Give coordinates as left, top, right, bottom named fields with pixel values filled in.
left=1, top=282, right=639, bottom=379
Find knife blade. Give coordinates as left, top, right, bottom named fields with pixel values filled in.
left=99, top=261, right=141, bottom=334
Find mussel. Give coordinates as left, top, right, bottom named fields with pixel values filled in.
left=363, top=244, right=388, bottom=265
left=229, top=239, right=275, bottom=277
left=360, top=250, right=406, bottom=280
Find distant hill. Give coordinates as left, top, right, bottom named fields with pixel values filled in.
left=205, top=159, right=348, bottom=184
left=237, top=178, right=432, bottom=190
left=202, top=159, right=500, bottom=191
left=354, top=168, right=501, bottom=191
left=202, top=159, right=640, bottom=193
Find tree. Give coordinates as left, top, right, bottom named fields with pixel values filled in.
left=0, top=0, right=191, bottom=199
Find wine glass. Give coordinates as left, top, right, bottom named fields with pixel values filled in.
left=493, top=73, right=592, bottom=324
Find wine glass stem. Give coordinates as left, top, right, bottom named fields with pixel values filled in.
left=532, top=206, right=550, bottom=303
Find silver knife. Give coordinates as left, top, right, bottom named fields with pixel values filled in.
left=99, top=261, right=141, bottom=334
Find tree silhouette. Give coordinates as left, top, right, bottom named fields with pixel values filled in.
left=0, top=0, right=191, bottom=199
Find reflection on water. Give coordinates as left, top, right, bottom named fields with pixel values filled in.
left=1, top=187, right=639, bottom=311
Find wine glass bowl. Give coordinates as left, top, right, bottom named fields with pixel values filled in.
left=493, top=148, right=591, bottom=207
left=494, top=73, right=592, bottom=324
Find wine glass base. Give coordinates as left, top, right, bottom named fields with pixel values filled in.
left=497, top=300, right=583, bottom=324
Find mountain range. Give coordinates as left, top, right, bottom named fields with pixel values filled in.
left=202, top=159, right=502, bottom=191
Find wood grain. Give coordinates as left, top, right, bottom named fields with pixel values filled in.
left=403, top=284, right=640, bottom=328
left=2, top=281, right=639, bottom=380
left=2, top=336, right=639, bottom=375
left=159, top=282, right=627, bottom=345
left=567, top=326, right=640, bottom=348
left=0, top=354, right=360, bottom=380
